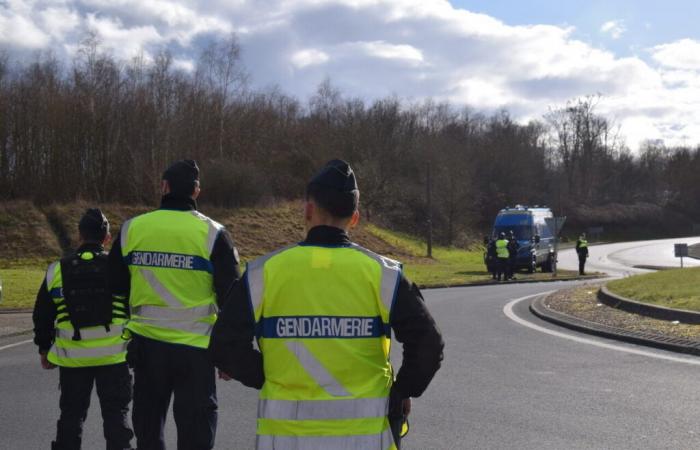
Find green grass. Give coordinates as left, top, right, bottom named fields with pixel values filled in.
left=1, top=266, right=46, bottom=309
left=607, top=267, right=700, bottom=312
left=365, top=224, right=579, bottom=287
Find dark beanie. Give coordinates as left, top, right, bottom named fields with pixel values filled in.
left=163, top=160, right=200, bottom=196
left=79, top=208, right=109, bottom=241
left=308, top=159, right=358, bottom=193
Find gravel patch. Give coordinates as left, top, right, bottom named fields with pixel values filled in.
left=544, top=284, right=700, bottom=341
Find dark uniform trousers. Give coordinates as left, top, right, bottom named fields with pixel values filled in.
left=130, top=336, right=217, bottom=450
left=496, top=257, right=509, bottom=281
left=54, top=363, right=133, bottom=450
left=578, top=254, right=587, bottom=275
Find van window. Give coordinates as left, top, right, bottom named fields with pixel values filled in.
left=539, top=223, right=553, bottom=238
left=494, top=225, right=532, bottom=240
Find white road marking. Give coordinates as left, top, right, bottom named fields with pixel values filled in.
left=0, top=339, right=32, bottom=352
left=503, top=293, right=700, bottom=366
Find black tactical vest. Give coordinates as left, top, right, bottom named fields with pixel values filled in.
left=59, top=251, right=114, bottom=340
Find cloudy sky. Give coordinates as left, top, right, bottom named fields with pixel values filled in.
left=3, top=0, right=700, bottom=150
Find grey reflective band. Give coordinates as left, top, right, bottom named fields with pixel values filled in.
left=132, top=304, right=217, bottom=321
left=51, top=343, right=127, bottom=359
left=350, top=244, right=402, bottom=314
left=285, top=341, right=350, bottom=397
left=259, top=397, right=388, bottom=420
left=256, top=427, right=394, bottom=450
left=130, top=314, right=214, bottom=336
left=139, top=268, right=185, bottom=308
left=192, top=211, right=224, bottom=256
left=56, top=326, right=125, bottom=341
left=247, top=245, right=297, bottom=317
left=46, top=261, right=59, bottom=288
left=120, top=219, right=132, bottom=249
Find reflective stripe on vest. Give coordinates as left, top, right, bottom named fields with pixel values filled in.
left=579, top=239, right=588, bottom=248
left=256, top=426, right=396, bottom=450
left=496, top=239, right=509, bottom=258
left=246, top=244, right=399, bottom=449
left=258, top=397, right=388, bottom=420
left=122, top=209, right=222, bottom=348
left=45, top=262, right=128, bottom=368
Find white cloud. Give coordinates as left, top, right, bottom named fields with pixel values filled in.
left=651, top=39, right=700, bottom=71
left=2, top=0, right=700, bottom=150
left=291, top=49, right=329, bottom=68
left=85, top=14, right=163, bottom=60
left=172, top=57, right=195, bottom=72
left=0, top=1, right=50, bottom=49
left=600, top=20, right=626, bottom=39
left=351, top=41, right=424, bottom=64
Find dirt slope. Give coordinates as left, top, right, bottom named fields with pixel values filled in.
left=8, top=200, right=417, bottom=262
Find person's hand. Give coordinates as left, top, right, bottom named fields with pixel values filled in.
left=402, top=398, right=412, bottom=417
left=40, top=352, right=56, bottom=370
left=218, top=369, right=232, bottom=381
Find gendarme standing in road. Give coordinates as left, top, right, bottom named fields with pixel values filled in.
left=108, top=160, right=241, bottom=450
left=576, top=233, right=589, bottom=275
left=33, top=208, right=134, bottom=450
left=210, top=159, right=444, bottom=449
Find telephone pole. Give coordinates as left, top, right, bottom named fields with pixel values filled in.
left=426, top=161, right=433, bottom=258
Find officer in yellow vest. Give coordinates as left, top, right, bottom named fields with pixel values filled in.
left=108, top=160, right=241, bottom=450
left=33, top=208, right=134, bottom=450
left=495, top=232, right=510, bottom=281
left=576, top=233, right=589, bottom=275
left=210, top=159, right=444, bottom=449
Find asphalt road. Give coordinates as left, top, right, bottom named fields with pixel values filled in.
left=3, top=242, right=700, bottom=449
left=557, top=236, right=700, bottom=278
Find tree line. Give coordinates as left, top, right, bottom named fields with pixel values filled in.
left=1, top=35, right=699, bottom=245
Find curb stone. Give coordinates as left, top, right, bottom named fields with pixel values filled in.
left=529, top=293, right=700, bottom=356
left=598, top=286, right=700, bottom=324
left=0, top=308, right=32, bottom=314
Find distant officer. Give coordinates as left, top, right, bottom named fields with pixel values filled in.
left=108, top=160, right=241, bottom=450
left=33, top=208, right=133, bottom=450
left=507, top=230, right=519, bottom=280
left=486, top=237, right=498, bottom=279
left=209, top=159, right=444, bottom=449
left=495, top=232, right=510, bottom=281
left=576, top=233, right=589, bottom=275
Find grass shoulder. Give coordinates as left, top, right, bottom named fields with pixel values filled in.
left=364, top=224, right=581, bottom=287
left=606, top=267, right=700, bottom=312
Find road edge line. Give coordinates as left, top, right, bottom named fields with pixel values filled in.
left=503, top=293, right=700, bottom=366
left=0, top=339, right=32, bottom=352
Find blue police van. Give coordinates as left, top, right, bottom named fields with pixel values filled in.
left=485, top=205, right=555, bottom=273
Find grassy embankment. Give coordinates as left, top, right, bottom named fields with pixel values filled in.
left=606, top=267, right=700, bottom=312
left=1, top=200, right=579, bottom=309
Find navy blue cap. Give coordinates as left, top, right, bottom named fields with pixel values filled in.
left=79, top=208, right=109, bottom=236
left=163, top=159, right=199, bottom=184
left=308, top=159, right=358, bottom=192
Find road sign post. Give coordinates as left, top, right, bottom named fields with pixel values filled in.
left=545, top=217, right=566, bottom=277
left=675, top=243, right=688, bottom=268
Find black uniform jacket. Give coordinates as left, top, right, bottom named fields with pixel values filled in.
left=107, top=194, right=241, bottom=311
left=209, top=225, right=445, bottom=399
left=32, top=243, right=105, bottom=353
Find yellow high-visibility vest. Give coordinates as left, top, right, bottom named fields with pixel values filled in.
left=495, top=239, right=509, bottom=259
left=121, top=209, right=223, bottom=349
left=246, top=243, right=401, bottom=449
